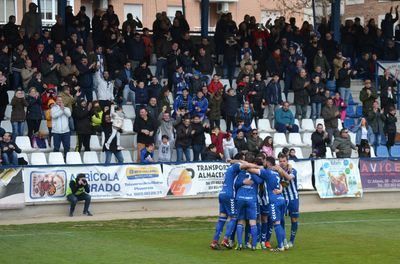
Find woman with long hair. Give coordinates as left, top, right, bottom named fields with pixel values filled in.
left=261, top=136, right=275, bottom=158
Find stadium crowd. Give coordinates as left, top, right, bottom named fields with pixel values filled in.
left=0, top=2, right=399, bottom=165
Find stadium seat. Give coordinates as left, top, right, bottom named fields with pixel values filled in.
left=205, top=133, right=212, bottom=146
left=302, top=132, right=312, bottom=146
left=258, top=119, right=275, bottom=132
left=326, top=80, right=336, bottom=91
left=316, top=118, right=325, bottom=128
left=121, top=150, right=133, bottom=163
left=346, top=106, right=356, bottom=118
left=83, top=151, right=99, bottom=164
left=4, top=105, right=12, bottom=119
left=287, top=92, right=294, bottom=103
left=348, top=132, right=356, bottom=145
left=90, top=135, right=102, bottom=150
left=39, top=120, right=49, bottom=134
left=251, top=119, right=257, bottom=129
left=343, top=118, right=355, bottom=129
left=275, top=147, right=283, bottom=156
left=220, top=119, right=227, bottom=132
left=273, top=133, right=288, bottom=146
left=66, top=152, right=83, bottom=164
left=220, top=79, right=231, bottom=89
left=289, top=105, right=296, bottom=116
left=338, top=119, right=343, bottom=130
left=356, top=105, right=363, bottom=117
left=390, top=146, right=400, bottom=157
left=122, top=104, right=136, bottom=119
left=370, top=146, right=376, bottom=158
left=17, top=153, right=29, bottom=164
left=122, top=119, right=134, bottom=134
left=348, top=94, right=358, bottom=105
left=30, top=152, right=47, bottom=165
left=7, top=90, right=15, bottom=99
left=292, top=147, right=304, bottom=159
left=294, top=119, right=303, bottom=132
left=325, top=147, right=333, bottom=158
left=288, top=133, right=305, bottom=146
left=376, top=146, right=389, bottom=158
left=1, top=120, right=12, bottom=133
left=15, top=136, right=34, bottom=152
left=48, top=152, right=65, bottom=165
left=259, top=132, right=271, bottom=141
left=148, top=65, right=156, bottom=75
left=351, top=149, right=359, bottom=158
left=301, top=119, right=315, bottom=132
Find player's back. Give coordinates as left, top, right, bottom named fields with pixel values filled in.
left=219, top=163, right=241, bottom=199
left=235, top=171, right=261, bottom=202
left=260, top=168, right=285, bottom=203
left=283, top=168, right=299, bottom=201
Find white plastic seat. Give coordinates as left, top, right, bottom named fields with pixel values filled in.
left=287, top=92, right=294, bottom=103
left=370, top=146, right=376, bottom=157
left=7, top=90, right=15, bottom=99
left=17, top=153, right=29, bottom=164
left=122, top=104, right=136, bottom=119
left=148, top=65, right=156, bottom=75
left=273, top=133, right=288, bottom=146
left=294, top=119, right=303, bottom=132
left=325, top=147, right=333, bottom=158
left=66, top=152, right=83, bottom=164
left=205, top=133, right=212, bottom=146
left=315, top=118, right=325, bottom=128
left=30, top=152, right=47, bottom=165
left=348, top=132, right=356, bottom=145
left=15, top=136, right=34, bottom=152
left=1, top=120, right=12, bottom=133
left=259, top=132, right=271, bottom=141
left=301, top=119, right=315, bottom=132
left=4, top=105, right=12, bottom=119
left=90, top=135, right=102, bottom=150
left=292, top=147, right=304, bottom=158
left=83, top=151, right=99, bottom=164
left=337, top=119, right=343, bottom=130
left=288, top=133, right=305, bottom=146
left=289, top=105, right=296, bottom=116
left=250, top=119, right=257, bottom=129
left=122, top=119, right=134, bottom=134
left=220, top=119, right=227, bottom=132
left=258, top=119, right=275, bottom=132
left=351, top=149, right=359, bottom=158
left=121, top=150, right=133, bottom=163
left=302, top=132, right=313, bottom=147
left=48, top=152, right=65, bottom=165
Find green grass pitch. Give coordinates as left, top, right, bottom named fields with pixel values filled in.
left=0, top=209, right=399, bottom=264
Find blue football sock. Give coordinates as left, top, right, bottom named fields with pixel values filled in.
left=274, top=224, right=284, bottom=248
left=266, top=219, right=273, bottom=242
left=261, top=222, right=268, bottom=242
left=250, top=225, right=258, bottom=248
left=224, top=218, right=237, bottom=239
left=237, top=224, right=244, bottom=246
left=230, top=224, right=237, bottom=242
left=290, top=221, right=298, bottom=244
left=245, top=224, right=250, bottom=245
left=212, top=216, right=227, bottom=241
left=256, top=222, right=261, bottom=242
left=281, top=217, right=286, bottom=232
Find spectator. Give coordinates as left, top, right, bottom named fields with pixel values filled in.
left=30, top=43, right=47, bottom=69
left=332, top=92, right=347, bottom=125
left=0, top=71, right=7, bottom=121
left=1, top=132, right=21, bottom=165
left=336, top=61, right=356, bottom=105
left=134, top=61, right=153, bottom=84
left=236, top=101, right=254, bottom=128
left=223, top=36, right=239, bottom=85
left=261, top=136, right=275, bottom=158
left=140, top=143, right=155, bottom=163
left=59, top=56, right=79, bottom=79
left=102, top=5, right=120, bottom=28
left=134, top=107, right=157, bottom=162
left=223, top=88, right=239, bottom=131
left=41, top=54, right=60, bottom=86
left=21, top=2, right=42, bottom=38
left=381, top=85, right=397, bottom=113
left=0, top=45, right=10, bottom=76
left=247, top=129, right=263, bottom=154
left=381, top=6, right=399, bottom=40
left=26, top=88, right=42, bottom=140
left=332, top=128, right=357, bottom=158
left=3, top=15, right=19, bottom=45
left=158, top=135, right=172, bottom=162
left=102, top=112, right=124, bottom=164
left=175, top=116, right=192, bottom=162
left=211, top=127, right=225, bottom=157
left=134, top=81, right=149, bottom=111
left=66, top=173, right=92, bottom=217
left=274, top=101, right=299, bottom=133
left=384, top=106, right=397, bottom=149
left=252, top=38, right=269, bottom=79
left=222, top=131, right=238, bottom=161
left=208, top=91, right=222, bottom=129
left=263, top=73, right=282, bottom=121
left=10, top=89, right=28, bottom=139
left=119, top=61, right=135, bottom=105
left=311, top=123, right=330, bottom=158
left=191, top=90, right=209, bottom=120
left=359, top=144, right=371, bottom=158
left=77, top=57, right=96, bottom=102
left=333, top=51, right=346, bottom=81
left=52, top=96, right=71, bottom=158
left=292, top=68, right=310, bottom=120
left=90, top=101, right=103, bottom=134
left=146, top=97, right=159, bottom=123
left=45, top=99, right=55, bottom=146
left=367, top=101, right=386, bottom=149
left=353, top=117, right=374, bottom=156
left=203, top=144, right=223, bottom=161
left=126, top=33, right=146, bottom=69
left=195, top=47, right=214, bottom=80
left=234, top=130, right=248, bottom=153
left=50, top=15, right=66, bottom=44
left=322, top=98, right=340, bottom=142
left=208, top=74, right=223, bottom=95
left=21, top=59, right=37, bottom=91
left=383, top=40, right=399, bottom=61
left=95, top=71, right=114, bottom=109
left=248, top=72, right=265, bottom=120
left=288, top=148, right=298, bottom=160
left=122, top=13, right=143, bottom=35
left=172, top=66, right=188, bottom=96
left=72, top=98, right=92, bottom=152
left=188, top=115, right=205, bottom=161
left=359, top=79, right=378, bottom=116
left=313, top=47, right=330, bottom=77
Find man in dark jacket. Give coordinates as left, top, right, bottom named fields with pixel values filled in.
left=359, top=79, right=378, bottom=116
left=3, top=15, right=19, bottom=45
left=223, top=88, right=239, bottom=131
left=66, top=173, right=92, bottom=217
left=311, top=124, right=331, bottom=158
left=191, top=115, right=206, bottom=161
left=126, top=33, right=145, bottom=69
left=41, top=54, right=60, bottom=86
left=77, top=57, right=96, bottom=102
left=72, top=98, right=92, bottom=152
left=381, top=6, right=399, bottom=40
left=102, top=113, right=124, bottom=164
left=175, top=116, right=193, bottom=162
left=1, top=132, right=21, bottom=165
left=252, top=38, right=269, bottom=79
left=263, top=73, right=283, bottom=121
left=133, top=107, right=157, bottom=162
left=292, top=68, right=310, bottom=120
left=367, top=101, right=386, bottom=149
left=234, top=130, right=248, bottom=153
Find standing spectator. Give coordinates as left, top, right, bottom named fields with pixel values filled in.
left=58, top=86, right=76, bottom=131
left=75, top=6, right=91, bottom=45
left=333, top=51, right=346, bottom=81
left=77, top=57, right=96, bottom=102
left=1, top=133, right=21, bottom=165
left=0, top=45, right=10, bottom=76
left=102, top=5, right=120, bottom=28
left=21, top=59, right=37, bottom=91
left=26, top=88, right=42, bottom=140
left=309, top=75, right=325, bottom=120
left=50, top=15, right=66, bottom=44
left=332, top=129, right=357, bottom=158
left=191, top=90, right=209, bottom=120
left=353, top=117, right=374, bottom=156
left=337, top=61, right=356, bottom=105
left=175, top=116, right=193, bottom=162
left=384, top=106, right=397, bottom=149
left=333, top=92, right=347, bottom=125
left=72, top=98, right=92, bottom=152
left=158, top=135, right=172, bottom=162
left=248, top=72, right=265, bottom=120
left=10, top=89, right=28, bottom=139
left=195, top=48, right=214, bottom=81
left=311, top=123, right=330, bottom=158
left=383, top=40, right=399, bottom=61
left=21, top=2, right=42, bottom=38
left=30, top=43, right=47, bottom=70
left=156, top=110, right=179, bottom=147
left=41, top=54, right=60, bottom=86
left=146, top=97, right=159, bottom=123
left=222, top=132, right=238, bottom=161
left=274, top=102, right=299, bottom=133
left=0, top=71, right=7, bottom=121
left=102, top=112, right=124, bottom=164
left=211, top=127, right=226, bottom=157
left=247, top=129, right=263, bottom=154
left=292, top=68, right=310, bottom=120
left=95, top=71, right=114, bottom=109
left=223, top=36, right=239, bottom=86
left=252, top=38, right=269, bottom=79
left=134, top=81, right=149, bottom=111
left=203, top=144, right=223, bottom=161
left=381, top=85, right=397, bottom=113
left=321, top=98, right=340, bottom=142
left=208, top=91, right=222, bottom=129
left=3, top=15, right=19, bottom=45
left=313, top=48, right=330, bottom=80
left=381, top=6, right=399, bottom=40
left=367, top=101, right=386, bottom=149
left=264, top=73, right=282, bottom=122
left=208, top=74, right=223, bottom=95
left=134, top=108, right=157, bottom=162
left=223, top=88, right=239, bottom=131
left=191, top=115, right=207, bottom=161
left=133, top=61, right=153, bottom=84
left=126, top=33, right=145, bottom=69
left=52, top=96, right=71, bottom=158
left=45, top=99, right=55, bottom=147
left=236, top=101, right=254, bottom=128
left=359, top=79, right=378, bottom=116
left=261, top=136, right=275, bottom=158
left=119, top=61, right=135, bottom=105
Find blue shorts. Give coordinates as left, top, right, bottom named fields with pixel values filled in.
left=236, top=199, right=258, bottom=220
left=286, top=199, right=300, bottom=218
left=269, top=199, right=286, bottom=223
left=260, top=205, right=270, bottom=216
left=218, top=195, right=236, bottom=217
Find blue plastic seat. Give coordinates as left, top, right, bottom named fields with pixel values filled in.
left=356, top=105, right=363, bottom=117
left=346, top=106, right=356, bottom=117
left=376, top=146, right=390, bottom=157
left=343, top=118, right=355, bottom=129
left=390, top=145, right=400, bottom=157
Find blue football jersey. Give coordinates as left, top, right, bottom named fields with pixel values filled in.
left=259, top=168, right=285, bottom=203
left=235, top=171, right=263, bottom=202
left=219, top=163, right=241, bottom=198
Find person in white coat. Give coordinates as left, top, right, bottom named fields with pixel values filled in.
left=94, top=70, right=114, bottom=109
left=52, top=96, right=71, bottom=158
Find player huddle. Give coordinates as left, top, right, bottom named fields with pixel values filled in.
left=210, top=152, right=299, bottom=252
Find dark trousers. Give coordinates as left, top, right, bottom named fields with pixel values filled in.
left=27, top=119, right=41, bottom=138
left=192, top=144, right=205, bottom=161
left=0, top=104, right=6, bottom=120
left=76, top=134, right=91, bottom=152
left=82, top=87, right=93, bottom=102
left=275, top=123, right=299, bottom=133
left=225, top=115, right=236, bottom=132
left=209, top=119, right=220, bottom=129
left=53, top=132, right=71, bottom=157
left=387, top=132, right=396, bottom=148
left=67, top=193, right=91, bottom=214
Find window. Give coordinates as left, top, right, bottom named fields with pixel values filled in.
left=32, top=0, right=57, bottom=25
left=0, top=0, right=16, bottom=24
left=123, top=4, right=143, bottom=22
left=167, top=6, right=183, bottom=24
left=345, top=0, right=364, bottom=5
left=261, top=10, right=281, bottom=25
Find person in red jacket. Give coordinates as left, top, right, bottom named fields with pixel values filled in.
left=41, top=86, right=57, bottom=112
left=210, top=126, right=226, bottom=157
left=208, top=74, right=224, bottom=95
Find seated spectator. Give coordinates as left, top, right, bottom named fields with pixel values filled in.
left=274, top=102, right=299, bottom=133
left=203, top=144, right=223, bottom=161
left=247, top=129, right=263, bottom=154
left=359, top=144, right=371, bottom=158
left=331, top=128, right=357, bottom=158
left=208, top=74, right=223, bottom=95
left=288, top=148, right=298, bottom=160
left=58, top=56, right=79, bottom=79
left=240, top=52, right=255, bottom=71
left=384, top=106, right=397, bottom=149
left=148, top=76, right=163, bottom=100
left=222, top=131, right=238, bottom=161
left=261, top=136, right=275, bottom=158
left=383, top=40, right=399, bottom=61
left=10, top=89, right=28, bottom=139
left=311, top=123, right=330, bottom=158
left=234, top=130, right=248, bottom=153
left=28, top=72, right=46, bottom=94
left=102, top=112, right=124, bottom=164
left=191, top=90, right=208, bottom=120
left=140, top=143, right=155, bottom=163
left=313, top=47, right=330, bottom=76
left=353, top=117, right=374, bottom=156
left=1, top=132, right=21, bottom=165
left=66, top=173, right=92, bottom=217
left=232, top=119, right=251, bottom=138
left=157, top=135, right=172, bottom=162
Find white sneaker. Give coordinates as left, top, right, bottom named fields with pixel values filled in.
left=117, top=146, right=124, bottom=150
left=105, top=143, right=110, bottom=150
left=287, top=241, right=294, bottom=248
left=283, top=239, right=289, bottom=250
left=270, top=247, right=285, bottom=252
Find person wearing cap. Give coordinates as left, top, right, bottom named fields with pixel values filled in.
left=66, top=173, right=92, bottom=217
left=21, top=2, right=42, bottom=38
left=331, top=128, right=357, bottom=158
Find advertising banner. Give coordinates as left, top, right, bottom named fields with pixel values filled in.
left=314, top=159, right=363, bottom=198
left=163, top=162, right=230, bottom=196
left=288, top=160, right=314, bottom=190
left=0, top=168, right=24, bottom=209
left=359, top=159, right=400, bottom=189
left=22, top=164, right=165, bottom=202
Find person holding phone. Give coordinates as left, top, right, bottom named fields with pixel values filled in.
left=66, top=173, right=92, bottom=217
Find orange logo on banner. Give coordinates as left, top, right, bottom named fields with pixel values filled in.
left=169, top=169, right=192, bottom=196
